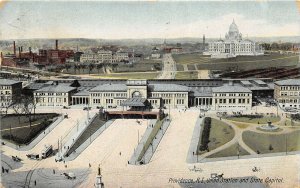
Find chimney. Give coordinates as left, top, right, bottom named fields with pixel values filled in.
left=18, top=47, right=21, bottom=58
left=55, top=40, right=58, bottom=50
left=29, top=47, right=32, bottom=54
left=13, top=41, right=16, bottom=56
left=21, top=46, right=23, bottom=52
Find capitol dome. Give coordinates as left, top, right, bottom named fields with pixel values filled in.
left=229, top=19, right=239, bottom=33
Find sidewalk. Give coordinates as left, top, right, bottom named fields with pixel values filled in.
left=186, top=116, right=204, bottom=163
left=57, top=111, right=97, bottom=160
left=143, top=119, right=171, bottom=164
left=129, top=119, right=157, bottom=164
left=64, top=119, right=115, bottom=161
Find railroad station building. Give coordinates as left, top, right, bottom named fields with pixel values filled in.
left=274, top=79, right=300, bottom=109
left=27, top=78, right=278, bottom=112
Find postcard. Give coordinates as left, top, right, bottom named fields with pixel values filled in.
left=0, top=1, right=299, bottom=187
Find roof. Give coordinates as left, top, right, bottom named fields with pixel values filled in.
left=90, top=84, right=127, bottom=92
left=240, top=80, right=252, bottom=86
left=191, top=87, right=213, bottom=97
left=24, top=82, right=46, bottom=90
left=212, top=85, right=251, bottom=93
left=126, top=80, right=147, bottom=85
left=253, top=80, right=267, bottom=85
left=121, top=97, right=146, bottom=107
left=73, top=89, right=90, bottom=96
left=275, top=79, right=300, bottom=86
left=149, top=84, right=190, bottom=92
left=0, top=79, right=22, bottom=85
left=35, top=84, right=76, bottom=93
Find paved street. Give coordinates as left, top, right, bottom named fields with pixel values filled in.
left=157, top=53, right=176, bottom=79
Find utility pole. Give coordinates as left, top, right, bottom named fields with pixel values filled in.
left=137, top=130, right=139, bottom=145
left=77, top=119, right=79, bottom=132
left=285, top=134, right=288, bottom=155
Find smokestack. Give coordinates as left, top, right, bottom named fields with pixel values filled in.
left=29, top=47, right=32, bottom=54
left=21, top=46, right=23, bottom=52
left=203, top=34, right=205, bottom=51
left=98, top=165, right=101, bottom=176
left=13, top=41, right=16, bottom=55
left=55, top=40, right=58, bottom=50
left=18, top=47, right=21, bottom=58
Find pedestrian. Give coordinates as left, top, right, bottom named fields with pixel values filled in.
left=119, top=152, right=121, bottom=156
left=2, top=167, right=4, bottom=173
left=53, top=169, right=55, bottom=174
left=89, top=163, right=91, bottom=168
left=193, top=151, right=194, bottom=155
left=34, top=180, right=37, bottom=186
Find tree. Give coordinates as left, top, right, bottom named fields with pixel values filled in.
left=271, top=43, right=279, bottom=50
left=88, top=63, right=95, bottom=75
left=11, top=96, right=24, bottom=124
left=22, top=96, right=34, bottom=128
left=269, top=144, right=273, bottom=151
left=96, top=64, right=102, bottom=74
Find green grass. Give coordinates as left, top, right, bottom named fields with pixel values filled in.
left=176, top=64, right=184, bottom=71
left=66, top=114, right=107, bottom=156
left=93, top=72, right=159, bottom=79
left=207, top=142, right=250, bottom=158
left=243, top=130, right=300, bottom=154
left=175, top=71, right=198, bottom=79
left=198, top=118, right=235, bottom=154
left=1, top=113, right=59, bottom=145
left=114, top=61, right=162, bottom=73
left=226, top=116, right=280, bottom=124
left=137, top=118, right=165, bottom=161
left=173, top=53, right=211, bottom=65
left=173, top=53, right=299, bottom=71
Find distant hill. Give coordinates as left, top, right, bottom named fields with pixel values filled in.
left=1, top=36, right=299, bottom=53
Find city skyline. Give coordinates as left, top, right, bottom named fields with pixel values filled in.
left=0, top=1, right=299, bottom=40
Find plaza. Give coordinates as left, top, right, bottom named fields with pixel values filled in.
left=0, top=98, right=299, bottom=187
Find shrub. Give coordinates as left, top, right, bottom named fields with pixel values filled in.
left=199, top=117, right=212, bottom=151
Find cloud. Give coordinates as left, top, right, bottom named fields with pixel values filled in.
left=158, top=13, right=300, bottom=39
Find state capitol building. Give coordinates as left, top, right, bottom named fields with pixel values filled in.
left=204, top=20, right=264, bottom=58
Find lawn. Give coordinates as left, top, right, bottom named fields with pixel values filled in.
left=226, top=116, right=280, bottom=124
left=175, top=71, right=198, bottom=79
left=281, top=118, right=300, bottom=126
left=198, top=118, right=235, bottom=154
left=93, top=72, right=160, bottom=79
left=51, top=60, right=162, bottom=75
left=173, top=53, right=299, bottom=71
left=1, top=113, right=59, bottom=145
left=242, top=130, right=300, bottom=154
left=176, top=64, right=184, bottom=71
left=113, top=62, right=162, bottom=73
left=207, top=142, right=250, bottom=158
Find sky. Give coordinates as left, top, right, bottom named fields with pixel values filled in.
left=0, top=0, right=299, bottom=39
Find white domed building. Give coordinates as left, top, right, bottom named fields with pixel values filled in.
left=204, top=20, right=264, bottom=58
